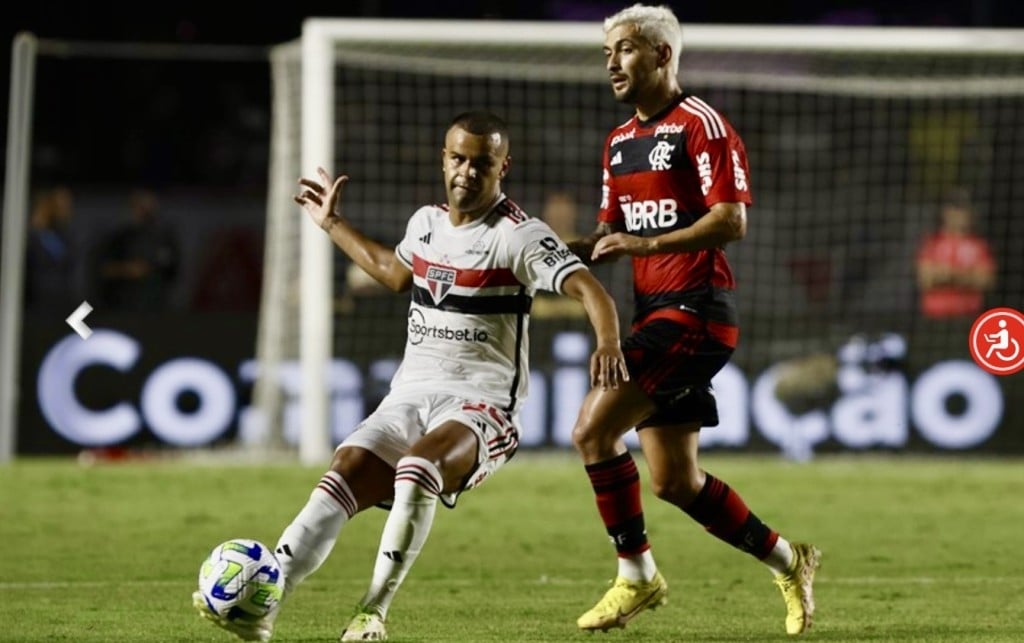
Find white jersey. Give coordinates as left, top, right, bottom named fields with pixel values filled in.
left=392, top=194, right=587, bottom=412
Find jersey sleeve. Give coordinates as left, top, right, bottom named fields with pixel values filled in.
left=597, top=136, right=622, bottom=225
left=508, top=218, right=588, bottom=295
left=687, top=116, right=754, bottom=208
left=394, top=206, right=429, bottom=269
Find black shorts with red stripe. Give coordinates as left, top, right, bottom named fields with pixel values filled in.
left=624, top=307, right=736, bottom=429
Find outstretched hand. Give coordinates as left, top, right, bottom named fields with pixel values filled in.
left=590, top=343, right=630, bottom=390
left=294, top=167, right=349, bottom=232
left=591, top=232, right=652, bottom=262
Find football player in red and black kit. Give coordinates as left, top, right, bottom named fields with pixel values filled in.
left=568, top=4, right=821, bottom=636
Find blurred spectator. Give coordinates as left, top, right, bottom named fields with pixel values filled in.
left=540, top=190, right=581, bottom=241
left=95, top=189, right=180, bottom=311
left=338, top=261, right=393, bottom=315
left=915, top=187, right=995, bottom=319
left=24, top=186, right=76, bottom=312
left=191, top=227, right=264, bottom=311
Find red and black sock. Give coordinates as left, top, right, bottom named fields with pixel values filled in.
left=585, top=452, right=650, bottom=557
left=684, top=472, right=778, bottom=559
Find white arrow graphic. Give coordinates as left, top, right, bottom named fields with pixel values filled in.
left=66, top=301, right=94, bottom=339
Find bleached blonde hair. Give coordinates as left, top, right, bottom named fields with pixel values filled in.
left=604, top=4, right=683, bottom=74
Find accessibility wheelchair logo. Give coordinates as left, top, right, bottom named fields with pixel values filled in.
left=969, top=307, right=1024, bottom=376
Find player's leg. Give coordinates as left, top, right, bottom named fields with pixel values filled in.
left=274, top=394, right=424, bottom=598
left=194, top=437, right=396, bottom=642
left=343, top=397, right=516, bottom=641
left=639, top=426, right=820, bottom=635
left=642, top=325, right=820, bottom=635
left=273, top=395, right=422, bottom=596
left=574, top=315, right=705, bottom=595
left=572, top=383, right=659, bottom=577
left=639, top=425, right=786, bottom=560
left=274, top=445, right=396, bottom=593
left=349, top=419, right=479, bottom=619
left=630, top=326, right=790, bottom=568
left=571, top=382, right=668, bottom=631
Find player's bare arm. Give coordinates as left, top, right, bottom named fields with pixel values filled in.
left=567, top=221, right=622, bottom=265
left=295, top=166, right=413, bottom=292
left=561, top=269, right=629, bottom=390
left=591, top=202, right=746, bottom=262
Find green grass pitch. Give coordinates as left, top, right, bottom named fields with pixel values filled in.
left=1, top=452, right=1022, bottom=641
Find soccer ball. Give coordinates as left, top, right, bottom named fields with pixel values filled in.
left=197, top=538, right=285, bottom=622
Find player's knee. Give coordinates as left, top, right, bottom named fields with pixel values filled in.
left=649, top=470, right=702, bottom=507
left=329, top=446, right=351, bottom=473
left=395, top=454, right=446, bottom=496
left=571, top=421, right=608, bottom=454
left=413, top=453, right=474, bottom=489
left=570, top=423, right=586, bottom=450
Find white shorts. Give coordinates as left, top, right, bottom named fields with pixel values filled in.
left=339, top=391, right=520, bottom=507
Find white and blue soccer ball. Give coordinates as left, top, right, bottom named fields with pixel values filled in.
left=197, top=538, right=285, bottom=622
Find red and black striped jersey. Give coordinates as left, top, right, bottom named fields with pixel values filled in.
left=598, top=95, right=752, bottom=341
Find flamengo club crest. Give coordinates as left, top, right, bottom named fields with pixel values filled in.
left=425, top=266, right=457, bottom=305
left=648, top=140, right=675, bottom=170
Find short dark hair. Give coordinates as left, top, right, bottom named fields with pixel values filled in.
left=449, top=110, right=509, bottom=140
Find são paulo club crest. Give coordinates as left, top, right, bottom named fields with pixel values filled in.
left=425, top=266, right=457, bottom=305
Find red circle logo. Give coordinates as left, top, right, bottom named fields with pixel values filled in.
left=968, top=307, right=1024, bottom=376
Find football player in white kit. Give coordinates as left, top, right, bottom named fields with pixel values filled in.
left=193, top=110, right=629, bottom=642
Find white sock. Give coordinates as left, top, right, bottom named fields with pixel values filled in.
left=764, top=536, right=795, bottom=576
left=359, top=456, right=442, bottom=618
left=617, top=550, right=659, bottom=582
left=275, top=471, right=357, bottom=593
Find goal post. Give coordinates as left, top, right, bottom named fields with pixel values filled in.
left=255, top=19, right=1024, bottom=461
left=0, top=36, right=268, bottom=463
left=0, top=33, right=37, bottom=464
left=298, top=25, right=336, bottom=465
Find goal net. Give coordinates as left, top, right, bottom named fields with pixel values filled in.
left=256, top=20, right=1024, bottom=463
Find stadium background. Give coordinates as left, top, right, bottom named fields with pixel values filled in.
left=2, top=1, right=1023, bottom=457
